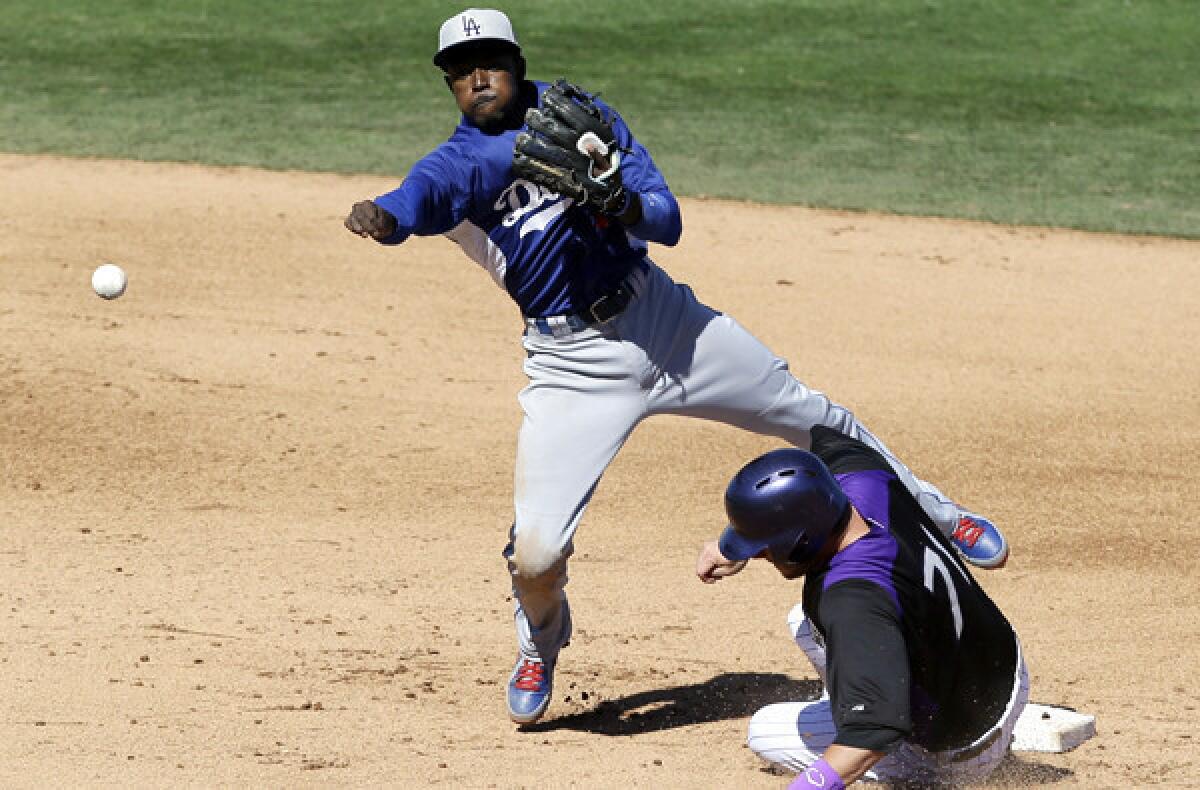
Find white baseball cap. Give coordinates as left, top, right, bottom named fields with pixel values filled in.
left=433, top=9, right=521, bottom=69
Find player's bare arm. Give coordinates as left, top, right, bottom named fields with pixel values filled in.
left=695, top=540, right=747, bottom=583
left=816, top=744, right=885, bottom=787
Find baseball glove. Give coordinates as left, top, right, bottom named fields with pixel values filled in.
left=513, top=79, right=629, bottom=215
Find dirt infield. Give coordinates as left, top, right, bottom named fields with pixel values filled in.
left=2, top=153, right=1197, bottom=788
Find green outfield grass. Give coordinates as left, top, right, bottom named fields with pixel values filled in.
left=2, top=0, right=1197, bottom=236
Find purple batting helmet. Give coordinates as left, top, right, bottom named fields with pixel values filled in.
left=718, top=449, right=850, bottom=564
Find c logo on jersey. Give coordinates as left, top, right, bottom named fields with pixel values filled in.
left=495, top=179, right=572, bottom=238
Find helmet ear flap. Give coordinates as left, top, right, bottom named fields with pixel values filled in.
left=787, top=533, right=812, bottom=562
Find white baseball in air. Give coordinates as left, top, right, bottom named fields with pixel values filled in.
left=91, top=263, right=127, bottom=300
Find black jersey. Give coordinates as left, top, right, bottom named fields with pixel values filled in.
left=801, top=427, right=1018, bottom=754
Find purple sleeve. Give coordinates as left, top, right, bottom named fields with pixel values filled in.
left=834, top=469, right=895, bottom=528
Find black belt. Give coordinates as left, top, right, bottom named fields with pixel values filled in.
left=583, top=279, right=635, bottom=324
left=526, top=270, right=641, bottom=335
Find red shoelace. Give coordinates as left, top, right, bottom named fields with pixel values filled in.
left=513, top=659, right=546, bottom=691
left=953, top=519, right=985, bottom=548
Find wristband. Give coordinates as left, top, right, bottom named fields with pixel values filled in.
left=788, top=758, right=845, bottom=790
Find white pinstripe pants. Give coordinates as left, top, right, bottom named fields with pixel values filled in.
left=747, top=604, right=1031, bottom=784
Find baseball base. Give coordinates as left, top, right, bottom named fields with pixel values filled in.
left=1011, top=703, right=1097, bottom=753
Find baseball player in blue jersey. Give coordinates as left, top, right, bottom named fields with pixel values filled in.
left=345, top=8, right=1008, bottom=725
left=696, top=426, right=1029, bottom=787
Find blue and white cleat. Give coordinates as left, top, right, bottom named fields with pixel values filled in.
left=507, top=654, right=554, bottom=724
left=951, top=511, right=1009, bottom=569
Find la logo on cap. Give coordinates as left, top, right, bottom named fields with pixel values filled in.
left=434, top=8, right=521, bottom=68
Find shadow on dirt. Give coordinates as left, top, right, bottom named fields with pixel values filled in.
left=523, top=671, right=821, bottom=735
left=759, top=751, right=1075, bottom=788
left=528, top=674, right=1076, bottom=785
left=986, top=754, right=1074, bottom=785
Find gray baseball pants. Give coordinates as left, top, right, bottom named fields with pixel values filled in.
left=505, top=260, right=959, bottom=662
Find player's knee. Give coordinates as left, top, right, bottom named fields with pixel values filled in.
left=786, top=602, right=808, bottom=640
left=747, top=704, right=819, bottom=772
left=746, top=704, right=781, bottom=757
left=511, top=528, right=568, bottom=581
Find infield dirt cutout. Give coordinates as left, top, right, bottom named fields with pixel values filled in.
left=2, top=154, right=1197, bottom=788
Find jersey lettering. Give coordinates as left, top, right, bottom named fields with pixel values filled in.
left=918, top=521, right=971, bottom=584
left=923, top=546, right=964, bottom=639
left=495, top=179, right=571, bottom=238
left=462, top=16, right=482, bottom=37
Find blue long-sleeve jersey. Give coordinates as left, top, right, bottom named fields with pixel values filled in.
left=372, top=80, right=681, bottom=318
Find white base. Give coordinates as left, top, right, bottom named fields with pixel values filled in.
left=1011, top=703, right=1097, bottom=753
